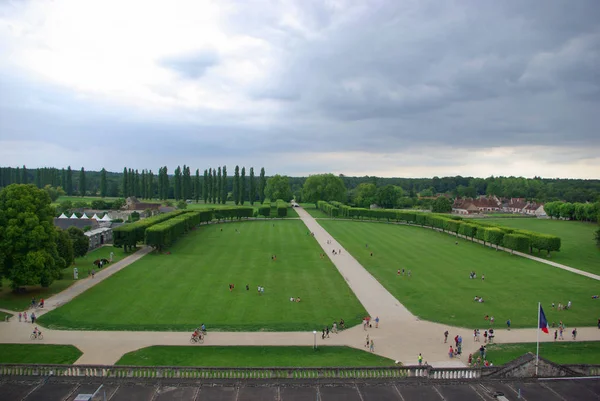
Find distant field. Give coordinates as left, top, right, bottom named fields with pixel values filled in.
left=484, top=218, right=600, bottom=274
left=485, top=342, right=600, bottom=365
left=0, top=344, right=82, bottom=364
left=39, top=220, right=366, bottom=331
left=319, top=220, right=599, bottom=329
left=116, top=346, right=396, bottom=367
left=0, top=246, right=125, bottom=311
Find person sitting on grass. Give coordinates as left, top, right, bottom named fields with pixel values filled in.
left=478, top=297, right=484, bottom=303
left=474, top=296, right=480, bottom=302
left=296, top=297, right=301, bottom=302
left=290, top=297, right=295, bottom=302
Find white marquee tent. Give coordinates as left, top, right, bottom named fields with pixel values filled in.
left=69, top=213, right=79, bottom=219
left=58, top=213, right=68, bottom=219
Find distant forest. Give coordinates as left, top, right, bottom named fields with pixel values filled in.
left=0, top=166, right=599, bottom=203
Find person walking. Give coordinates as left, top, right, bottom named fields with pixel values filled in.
left=454, top=335, right=459, bottom=348
left=572, top=328, right=577, bottom=340
left=18, top=312, right=22, bottom=322
left=365, top=334, right=370, bottom=348
left=31, top=312, right=36, bottom=324
left=559, top=326, right=564, bottom=340
left=506, top=319, right=511, bottom=330
left=363, top=319, right=368, bottom=331
left=369, top=339, right=374, bottom=353
left=375, top=316, right=380, bottom=328
left=418, top=353, right=423, bottom=366
left=332, top=322, right=338, bottom=334
left=322, top=328, right=325, bottom=340
left=326, top=326, right=330, bottom=338
left=444, top=330, right=449, bottom=343
left=23, top=312, right=27, bottom=323
left=554, top=330, right=558, bottom=341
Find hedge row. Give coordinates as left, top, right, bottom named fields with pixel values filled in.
left=259, top=200, right=271, bottom=217
left=145, top=211, right=208, bottom=251
left=317, top=200, right=339, bottom=217
left=213, top=207, right=254, bottom=220
left=113, top=210, right=188, bottom=251
left=276, top=199, right=287, bottom=218
left=318, top=202, right=561, bottom=256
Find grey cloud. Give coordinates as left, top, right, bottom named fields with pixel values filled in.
left=160, top=50, right=219, bottom=79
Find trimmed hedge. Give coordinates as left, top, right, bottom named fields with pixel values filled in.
left=276, top=199, right=287, bottom=218
left=214, top=207, right=254, bottom=220
left=113, top=210, right=187, bottom=252
left=503, top=234, right=531, bottom=253
left=145, top=212, right=205, bottom=251
left=484, top=227, right=505, bottom=249
left=317, top=200, right=339, bottom=217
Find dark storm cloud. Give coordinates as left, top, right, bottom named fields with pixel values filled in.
left=1, top=0, right=599, bottom=176
left=160, top=50, right=219, bottom=79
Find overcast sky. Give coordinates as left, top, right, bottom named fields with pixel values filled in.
left=0, top=0, right=599, bottom=178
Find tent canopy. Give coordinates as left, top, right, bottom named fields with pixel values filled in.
left=69, top=213, right=78, bottom=219
left=58, top=213, right=68, bottom=219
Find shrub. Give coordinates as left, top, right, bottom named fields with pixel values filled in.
left=484, top=228, right=505, bottom=249
left=503, top=234, right=530, bottom=253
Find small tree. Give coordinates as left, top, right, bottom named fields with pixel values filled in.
left=177, top=200, right=188, bottom=209
left=431, top=197, right=452, bottom=213
left=56, top=228, right=74, bottom=267
left=68, top=226, right=90, bottom=258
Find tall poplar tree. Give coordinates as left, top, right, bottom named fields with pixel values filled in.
left=122, top=167, right=128, bottom=197
left=61, top=168, right=67, bottom=191
left=174, top=166, right=182, bottom=201
left=66, top=166, right=73, bottom=196
left=79, top=167, right=86, bottom=197
left=208, top=168, right=213, bottom=203
left=233, top=165, right=240, bottom=205
left=100, top=168, right=107, bottom=197
left=259, top=167, right=266, bottom=203
left=195, top=169, right=200, bottom=202
left=203, top=169, right=208, bottom=203
left=249, top=167, right=255, bottom=205
left=217, top=167, right=222, bottom=204
left=221, top=166, right=227, bottom=204
left=240, top=167, right=246, bottom=205
left=21, top=166, right=28, bottom=184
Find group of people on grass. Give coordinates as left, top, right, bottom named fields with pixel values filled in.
left=397, top=268, right=411, bottom=277
left=469, top=271, right=484, bottom=280
left=551, top=300, right=572, bottom=311
left=227, top=284, right=266, bottom=295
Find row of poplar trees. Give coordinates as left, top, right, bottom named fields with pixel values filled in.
left=0, top=166, right=100, bottom=197
left=122, top=165, right=267, bottom=205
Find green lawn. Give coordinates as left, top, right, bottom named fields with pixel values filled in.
left=300, top=203, right=330, bottom=218
left=0, top=246, right=126, bottom=311
left=485, top=342, right=600, bottom=365
left=484, top=218, right=600, bottom=274
left=318, top=220, right=599, bottom=329
left=39, top=220, right=366, bottom=331
left=0, top=344, right=82, bottom=364
left=0, top=312, right=12, bottom=321
left=116, top=346, right=395, bottom=367
left=186, top=202, right=299, bottom=218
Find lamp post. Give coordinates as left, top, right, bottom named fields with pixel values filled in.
left=313, top=330, right=317, bottom=350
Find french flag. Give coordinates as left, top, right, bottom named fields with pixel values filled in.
left=539, top=305, right=549, bottom=333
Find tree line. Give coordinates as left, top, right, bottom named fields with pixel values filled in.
left=2, top=166, right=599, bottom=204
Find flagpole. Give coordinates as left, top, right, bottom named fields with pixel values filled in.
left=536, top=301, right=540, bottom=376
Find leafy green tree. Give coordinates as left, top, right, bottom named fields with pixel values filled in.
left=595, top=228, right=600, bottom=248
left=233, top=165, right=240, bottom=205
left=221, top=166, right=227, bottom=204
left=376, top=185, right=402, bottom=209
left=432, top=196, right=452, bottom=213
left=67, top=226, right=89, bottom=258
left=43, top=185, right=61, bottom=202
left=177, top=200, right=188, bottom=209
left=66, top=166, right=73, bottom=196
left=302, top=174, right=347, bottom=206
left=259, top=167, right=266, bottom=203
left=0, top=184, right=65, bottom=289
left=56, top=228, right=74, bottom=267
left=241, top=167, right=246, bottom=205
left=352, top=183, right=377, bottom=208
left=265, top=174, right=293, bottom=201
left=249, top=167, right=255, bottom=205
left=112, top=198, right=126, bottom=210
left=79, top=167, right=86, bottom=196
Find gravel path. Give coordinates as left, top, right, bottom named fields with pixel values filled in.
left=0, top=211, right=598, bottom=367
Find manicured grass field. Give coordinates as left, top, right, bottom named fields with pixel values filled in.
left=300, top=204, right=330, bottom=218
left=484, top=218, right=600, bottom=274
left=485, top=342, right=600, bottom=365
left=116, top=346, right=396, bottom=367
left=0, top=344, right=82, bottom=364
left=39, top=220, right=366, bottom=331
left=186, top=202, right=299, bottom=217
left=0, top=246, right=125, bottom=311
left=318, top=220, right=600, bottom=329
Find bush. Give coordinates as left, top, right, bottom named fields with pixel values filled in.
left=176, top=200, right=187, bottom=209
left=503, top=234, right=530, bottom=253
left=258, top=206, right=271, bottom=218
left=484, top=228, right=505, bottom=249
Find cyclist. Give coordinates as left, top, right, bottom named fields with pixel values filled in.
left=201, top=323, right=206, bottom=334
left=191, top=328, right=200, bottom=341
left=33, top=327, right=42, bottom=339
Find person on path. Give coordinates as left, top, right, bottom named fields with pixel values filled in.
left=418, top=353, right=423, bottom=366
left=458, top=335, right=462, bottom=346
left=340, top=319, right=345, bottom=330
left=23, top=312, right=27, bottom=323
left=572, top=328, right=577, bottom=340
left=91, top=269, right=96, bottom=278
left=326, top=326, right=330, bottom=338
left=363, top=319, right=368, bottom=331
left=484, top=331, right=488, bottom=343
left=554, top=330, right=558, bottom=341
left=369, top=339, right=374, bottom=353
left=375, top=316, right=380, bottom=328
left=457, top=343, right=462, bottom=355
left=444, top=330, right=449, bottom=343
left=31, top=312, right=36, bottom=324
left=18, top=312, right=22, bottom=322
left=468, top=354, right=473, bottom=365
left=365, top=334, right=370, bottom=348
left=454, top=335, right=459, bottom=348
left=449, top=346, right=454, bottom=358
left=506, top=319, right=511, bottom=330
left=333, top=322, right=338, bottom=334
left=479, top=345, right=485, bottom=359
left=322, top=329, right=325, bottom=340
left=559, top=326, right=564, bottom=340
